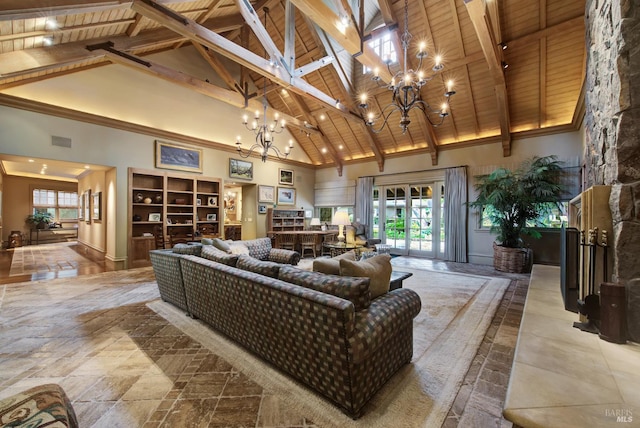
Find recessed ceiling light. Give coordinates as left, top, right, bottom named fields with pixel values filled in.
left=319, top=114, right=326, bottom=120
left=45, top=19, right=59, bottom=30
left=321, top=148, right=327, bottom=154
left=28, top=159, right=35, bottom=163
left=338, top=145, right=343, bottom=150
left=84, top=165, right=90, bottom=169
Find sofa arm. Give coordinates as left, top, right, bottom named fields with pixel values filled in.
left=268, top=248, right=300, bottom=265
left=348, top=288, right=421, bottom=363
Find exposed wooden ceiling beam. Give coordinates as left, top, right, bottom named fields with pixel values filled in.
left=0, top=27, right=184, bottom=80
left=131, top=0, right=362, bottom=125
left=289, top=0, right=393, bottom=83
left=0, top=0, right=195, bottom=21
left=300, top=10, right=386, bottom=171
left=464, top=0, right=511, bottom=157
left=234, top=0, right=288, bottom=78
left=90, top=45, right=318, bottom=137
left=289, top=92, right=343, bottom=173
left=505, top=15, right=584, bottom=49
left=191, top=42, right=238, bottom=92
left=0, top=19, right=136, bottom=43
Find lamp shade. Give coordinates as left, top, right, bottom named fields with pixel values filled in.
left=309, top=217, right=321, bottom=226
left=332, top=210, right=351, bottom=226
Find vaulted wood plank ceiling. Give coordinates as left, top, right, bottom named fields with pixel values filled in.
left=0, top=0, right=586, bottom=173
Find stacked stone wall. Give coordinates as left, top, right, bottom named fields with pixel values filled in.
left=585, top=0, right=640, bottom=341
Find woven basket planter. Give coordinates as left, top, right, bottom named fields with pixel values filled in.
left=493, top=242, right=532, bottom=273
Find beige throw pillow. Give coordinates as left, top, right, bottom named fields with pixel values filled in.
left=229, top=243, right=250, bottom=255
left=312, top=250, right=356, bottom=275
left=339, top=254, right=392, bottom=299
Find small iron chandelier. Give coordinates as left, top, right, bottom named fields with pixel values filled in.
left=359, top=0, right=455, bottom=134
left=235, top=7, right=293, bottom=162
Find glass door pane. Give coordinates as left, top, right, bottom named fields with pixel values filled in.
left=384, top=186, right=407, bottom=253
left=408, top=185, right=433, bottom=256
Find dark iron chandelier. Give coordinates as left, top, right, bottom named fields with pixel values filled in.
left=359, top=0, right=455, bottom=134
left=235, top=7, right=293, bottom=162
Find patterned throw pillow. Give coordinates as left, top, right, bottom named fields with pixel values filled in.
left=278, top=266, right=371, bottom=311
left=201, top=244, right=239, bottom=266
left=236, top=254, right=281, bottom=278
left=340, top=254, right=392, bottom=299
left=172, top=243, right=202, bottom=256
left=211, top=237, right=232, bottom=253
left=201, top=237, right=214, bottom=246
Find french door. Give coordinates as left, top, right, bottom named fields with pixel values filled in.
left=373, top=182, right=445, bottom=258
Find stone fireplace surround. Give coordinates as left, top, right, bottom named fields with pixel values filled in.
left=585, top=0, right=640, bottom=342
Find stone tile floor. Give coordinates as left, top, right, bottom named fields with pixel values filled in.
left=0, top=245, right=530, bottom=427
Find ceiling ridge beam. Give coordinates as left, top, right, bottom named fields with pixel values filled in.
left=505, top=15, right=584, bottom=50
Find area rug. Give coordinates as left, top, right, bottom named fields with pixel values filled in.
left=8, top=242, right=85, bottom=276
left=148, top=267, right=510, bottom=427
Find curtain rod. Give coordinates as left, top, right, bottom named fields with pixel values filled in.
left=362, top=164, right=468, bottom=179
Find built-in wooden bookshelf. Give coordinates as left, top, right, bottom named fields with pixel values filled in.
left=128, top=168, right=221, bottom=267
left=266, top=208, right=305, bottom=232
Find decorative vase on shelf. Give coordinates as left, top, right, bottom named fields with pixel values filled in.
left=155, top=195, right=162, bottom=204
left=143, top=197, right=152, bottom=204
left=135, top=193, right=143, bottom=203
left=132, top=214, right=142, bottom=222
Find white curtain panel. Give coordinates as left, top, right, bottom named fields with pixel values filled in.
left=355, top=176, right=374, bottom=227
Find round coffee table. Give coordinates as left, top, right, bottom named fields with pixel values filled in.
left=322, top=242, right=362, bottom=257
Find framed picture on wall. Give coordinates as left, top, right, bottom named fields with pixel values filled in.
left=92, top=191, right=102, bottom=221
left=84, top=190, right=91, bottom=224
left=277, top=187, right=296, bottom=205
left=258, top=185, right=275, bottom=203
left=279, top=168, right=294, bottom=185
left=258, top=204, right=267, bottom=214
left=155, top=140, right=203, bottom=173
left=229, top=158, right=253, bottom=180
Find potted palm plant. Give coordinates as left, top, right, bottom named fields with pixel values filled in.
left=469, top=155, right=565, bottom=273
left=26, top=212, right=54, bottom=229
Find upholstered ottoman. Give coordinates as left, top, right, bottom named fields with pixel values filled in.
left=0, top=384, right=78, bottom=428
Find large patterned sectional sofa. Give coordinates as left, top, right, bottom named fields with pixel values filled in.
left=149, top=237, right=421, bottom=418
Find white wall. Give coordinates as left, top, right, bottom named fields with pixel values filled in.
left=0, top=105, right=316, bottom=266
left=316, top=132, right=584, bottom=265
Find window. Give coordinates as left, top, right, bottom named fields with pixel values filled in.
left=317, top=207, right=354, bottom=224
left=480, top=202, right=568, bottom=229
left=33, top=188, right=79, bottom=223
left=363, top=32, right=397, bottom=74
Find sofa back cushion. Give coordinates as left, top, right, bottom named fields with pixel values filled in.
left=236, top=254, right=281, bottom=278
left=172, top=243, right=202, bottom=256
left=339, top=254, right=392, bottom=299
left=201, top=244, right=239, bottom=266
left=278, top=266, right=371, bottom=311
left=242, top=237, right=272, bottom=260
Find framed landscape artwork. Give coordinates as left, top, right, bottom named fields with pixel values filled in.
left=155, top=140, right=203, bottom=173
left=258, top=185, right=275, bottom=203
left=229, top=158, right=253, bottom=180
left=279, top=168, right=294, bottom=185
left=277, top=187, right=296, bottom=205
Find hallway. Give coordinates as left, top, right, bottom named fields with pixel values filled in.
left=0, top=242, right=110, bottom=285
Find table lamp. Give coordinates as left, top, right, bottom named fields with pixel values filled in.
left=332, top=210, right=351, bottom=243
left=309, top=217, right=321, bottom=230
